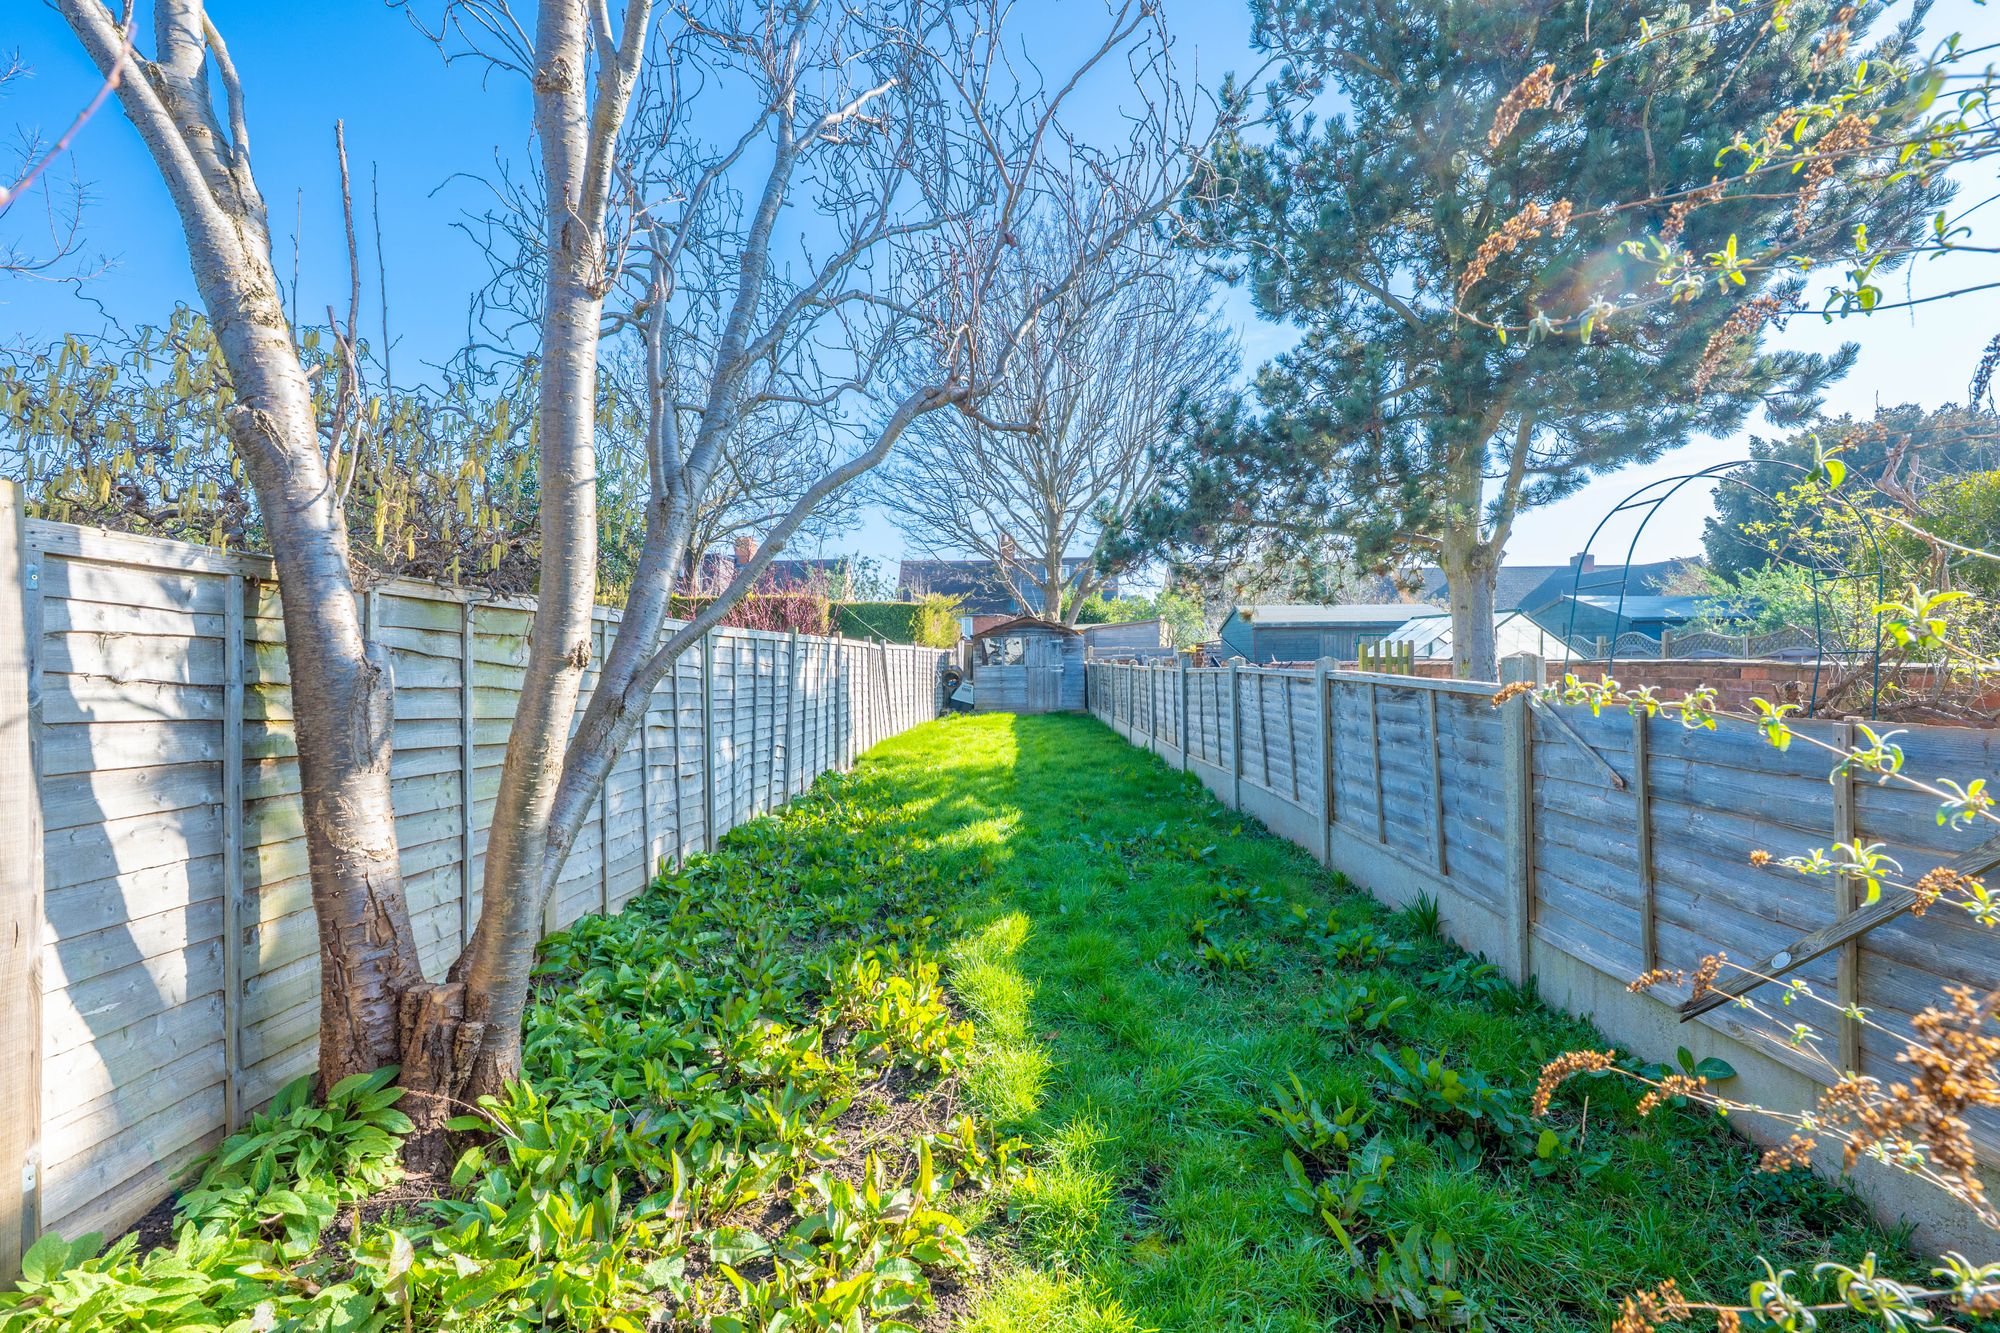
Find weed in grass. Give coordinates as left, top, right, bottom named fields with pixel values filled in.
left=1420, top=956, right=1511, bottom=1006
left=1402, top=891, right=1445, bottom=941
left=1260, top=1072, right=1372, bottom=1167
left=1308, top=975, right=1416, bottom=1048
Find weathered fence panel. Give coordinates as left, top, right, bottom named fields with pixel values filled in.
left=11, top=518, right=943, bottom=1262
left=1088, top=657, right=2000, bottom=1250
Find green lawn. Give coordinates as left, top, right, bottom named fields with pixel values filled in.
left=853, top=713, right=1897, bottom=1332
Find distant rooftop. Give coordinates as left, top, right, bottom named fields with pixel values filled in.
left=1234, top=604, right=1425, bottom=626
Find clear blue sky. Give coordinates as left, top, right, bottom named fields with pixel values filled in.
left=4, top=0, right=1996, bottom=577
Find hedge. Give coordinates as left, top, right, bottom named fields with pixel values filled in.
left=835, top=599, right=960, bottom=647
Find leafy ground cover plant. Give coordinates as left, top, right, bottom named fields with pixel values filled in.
left=0, top=744, right=1006, bottom=1331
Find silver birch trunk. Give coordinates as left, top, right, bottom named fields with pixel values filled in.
left=55, top=0, right=432, bottom=1096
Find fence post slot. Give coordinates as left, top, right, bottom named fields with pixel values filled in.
left=1227, top=658, right=1244, bottom=810
left=1366, top=681, right=1385, bottom=844
left=1633, top=708, right=1656, bottom=971
left=764, top=639, right=781, bottom=813
left=460, top=600, right=478, bottom=945
left=1256, top=674, right=1273, bottom=791
left=1283, top=671, right=1299, bottom=802
left=0, top=481, right=42, bottom=1282
left=221, top=573, right=245, bottom=1130
left=1502, top=683, right=1536, bottom=985
left=1833, top=720, right=1861, bottom=1074
left=877, top=638, right=891, bottom=750
left=819, top=641, right=831, bottom=774
left=1425, top=688, right=1446, bottom=873
left=838, top=640, right=851, bottom=769
left=639, top=658, right=654, bottom=879
left=702, top=629, right=719, bottom=851
left=785, top=629, right=801, bottom=801
left=1177, top=656, right=1191, bottom=770
left=668, top=639, right=686, bottom=866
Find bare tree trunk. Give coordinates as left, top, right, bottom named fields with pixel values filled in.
left=438, top=0, right=645, bottom=1106
left=57, top=0, right=433, bottom=1101
left=1440, top=536, right=1501, bottom=681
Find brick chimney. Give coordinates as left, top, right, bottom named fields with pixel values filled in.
left=734, top=536, right=757, bottom=566
left=1570, top=551, right=1596, bottom=572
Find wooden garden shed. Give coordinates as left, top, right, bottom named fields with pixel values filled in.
left=969, top=616, right=1085, bottom=713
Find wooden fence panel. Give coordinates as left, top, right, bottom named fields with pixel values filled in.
left=1372, top=685, right=1436, bottom=867
left=13, top=520, right=942, bottom=1259
left=1434, top=692, right=1507, bottom=911
left=34, top=545, right=238, bottom=1244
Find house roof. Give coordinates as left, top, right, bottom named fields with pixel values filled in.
left=1231, top=604, right=1425, bottom=628
left=1403, top=564, right=1570, bottom=612
left=1566, top=593, right=1703, bottom=619
left=1080, top=618, right=1161, bottom=633
left=1524, top=594, right=1706, bottom=644
left=1513, top=559, right=1699, bottom=614
left=897, top=557, right=1109, bottom=615
left=762, top=557, right=851, bottom=589
left=970, top=615, right=1081, bottom=640
left=1356, top=554, right=1702, bottom=614
left=692, top=552, right=851, bottom=592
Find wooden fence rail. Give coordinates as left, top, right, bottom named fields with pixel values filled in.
left=1087, top=656, right=2000, bottom=1251
left=3, top=515, right=945, bottom=1267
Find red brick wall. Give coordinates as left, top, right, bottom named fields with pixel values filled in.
left=1346, top=656, right=1999, bottom=721
left=1559, top=659, right=2000, bottom=718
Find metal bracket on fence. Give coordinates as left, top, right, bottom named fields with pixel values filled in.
left=1680, top=831, right=2000, bottom=1022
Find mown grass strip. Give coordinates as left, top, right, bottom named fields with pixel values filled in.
left=920, top=713, right=1902, bottom=1333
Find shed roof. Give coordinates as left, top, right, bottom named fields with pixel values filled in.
left=1233, top=603, right=1425, bottom=627
left=970, top=615, right=1081, bottom=640
left=1380, top=609, right=1590, bottom=658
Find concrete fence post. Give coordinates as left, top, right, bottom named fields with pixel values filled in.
left=0, top=481, right=43, bottom=1282
left=785, top=629, right=801, bottom=801
left=459, top=601, right=478, bottom=942
left=1226, top=657, right=1244, bottom=810
left=1314, top=657, right=1335, bottom=866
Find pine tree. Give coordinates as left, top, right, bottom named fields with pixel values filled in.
left=1131, top=0, right=1944, bottom=678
